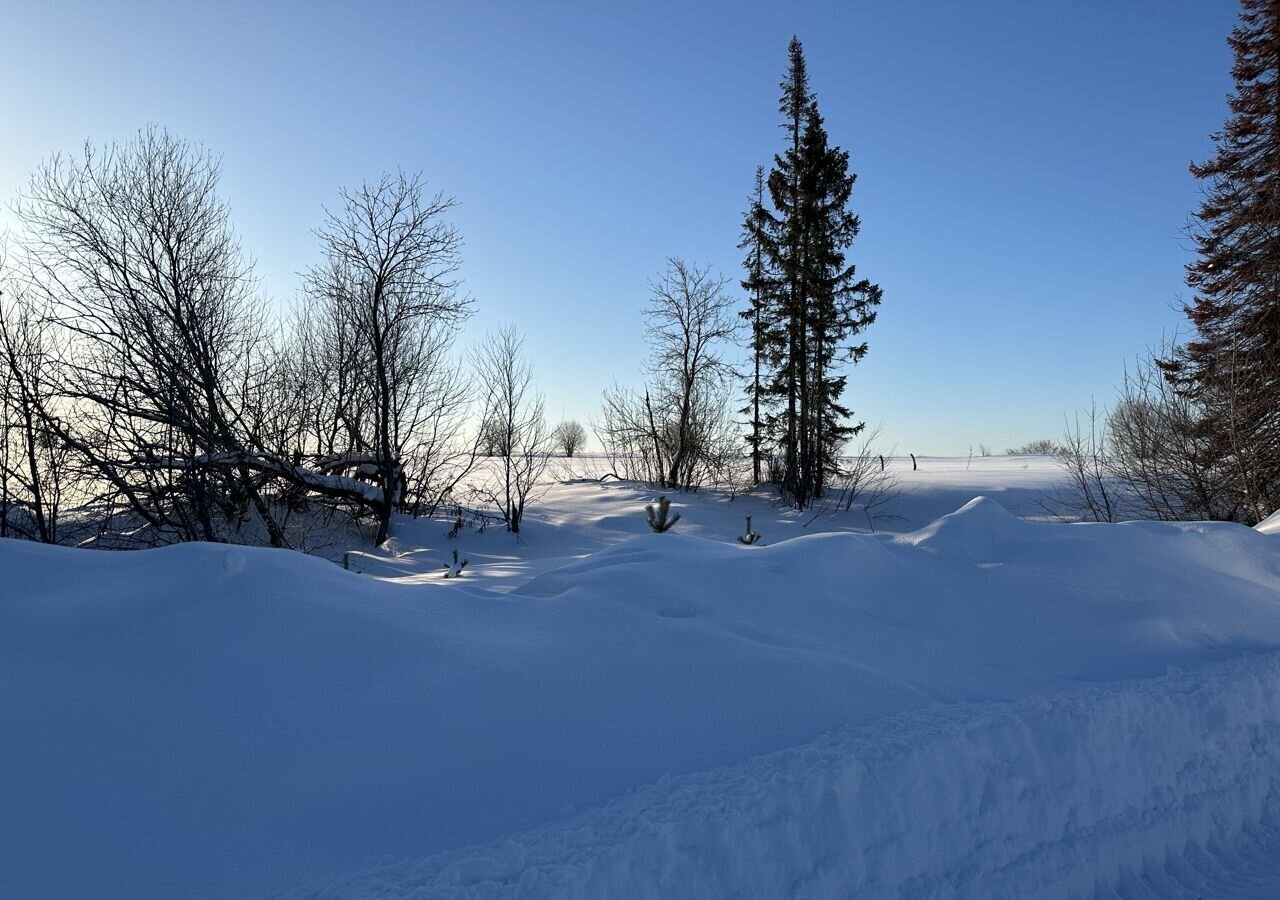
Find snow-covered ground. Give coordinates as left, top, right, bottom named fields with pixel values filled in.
left=3, top=456, right=1280, bottom=899
left=347, top=454, right=1066, bottom=588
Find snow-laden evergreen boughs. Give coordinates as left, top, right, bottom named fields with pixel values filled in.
left=645, top=495, right=681, bottom=533
left=743, top=37, right=882, bottom=510
left=1157, top=0, right=1280, bottom=526
left=442, top=548, right=468, bottom=578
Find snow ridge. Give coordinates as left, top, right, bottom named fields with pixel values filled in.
left=284, top=651, right=1280, bottom=900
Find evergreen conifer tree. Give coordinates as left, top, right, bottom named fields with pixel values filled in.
left=799, top=101, right=882, bottom=498
left=739, top=165, right=772, bottom=485
left=745, top=37, right=881, bottom=508
left=1161, top=0, right=1280, bottom=523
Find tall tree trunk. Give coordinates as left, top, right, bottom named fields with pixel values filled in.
left=373, top=318, right=394, bottom=547
left=751, top=298, right=762, bottom=485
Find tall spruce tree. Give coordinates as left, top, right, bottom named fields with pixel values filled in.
left=801, top=102, right=882, bottom=498
left=1161, top=0, right=1280, bottom=523
left=739, top=165, right=772, bottom=485
left=746, top=36, right=881, bottom=508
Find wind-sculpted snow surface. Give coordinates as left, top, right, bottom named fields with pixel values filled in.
left=280, top=653, right=1280, bottom=899
left=3, top=497, right=1280, bottom=899
left=1258, top=507, right=1280, bottom=535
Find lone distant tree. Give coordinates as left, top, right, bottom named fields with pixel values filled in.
left=552, top=420, right=587, bottom=457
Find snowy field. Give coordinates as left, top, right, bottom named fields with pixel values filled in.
left=4, top=456, right=1280, bottom=899
left=347, top=454, right=1066, bottom=588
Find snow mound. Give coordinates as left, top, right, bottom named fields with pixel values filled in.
left=1258, top=508, right=1280, bottom=535
left=3, top=498, right=1280, bottom=899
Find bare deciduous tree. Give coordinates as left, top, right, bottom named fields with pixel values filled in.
left=1052, top=402, right=1119, bottom=523
left=1050, top=348, right=1240, bottom=524
left=804, top=426, right=902, bottom=530
left=14, top=127, right=288, bottom=545
left=0, top=132, right=485, bottom=551
left=0, top=276, right=69, bottom=542
left=306, top=171, right=472, bottom=544
left=645, top=258, right=737, bottom=489
left=597, top=259, right=738, bottom=492
left=552, top=420, right=587, bottom=457
left=474, top=326, right=549, bottom=533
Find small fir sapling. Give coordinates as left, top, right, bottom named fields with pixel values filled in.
left=738, top=515, right=761, bottom=545
left=645, top=496, right=681, bottom=533
left=442, top=548, right=468, bottom=578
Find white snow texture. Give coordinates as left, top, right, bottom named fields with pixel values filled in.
left=4, top=476, right=1280, bottom=899
left=287, top=653, right=1280, bottom=899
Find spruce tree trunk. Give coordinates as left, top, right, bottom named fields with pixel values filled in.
left=752, top=308, right=762, bottom=485
left=812, top=333, right=824, bottom=500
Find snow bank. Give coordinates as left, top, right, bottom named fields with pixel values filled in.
left=288, top=651, right=1280, bottom=899
left=3, top=496, right=1280, bottom=899
left=1258, top=508, right=1280, bottom=535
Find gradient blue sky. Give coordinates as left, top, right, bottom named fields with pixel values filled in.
left=0, top=1, right=1238, bottom=453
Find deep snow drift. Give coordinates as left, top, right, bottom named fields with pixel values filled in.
left=3, top=481, right=1280, bottom=899
left=1258, top=506, right=1280, bottom=535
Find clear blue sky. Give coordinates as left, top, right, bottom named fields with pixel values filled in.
left=0, top=0, right=1238, bottom=454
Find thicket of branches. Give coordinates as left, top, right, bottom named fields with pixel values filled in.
left=299, top=171, right=475, bottom=544
left=1053, top=350, right=1253, bottom=523
left=0, top=128, right=488, bottom=548
left=0, top=277, right=68, bottom=543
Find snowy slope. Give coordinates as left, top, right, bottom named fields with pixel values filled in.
left=3, top=492, right=1280, bottom=899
